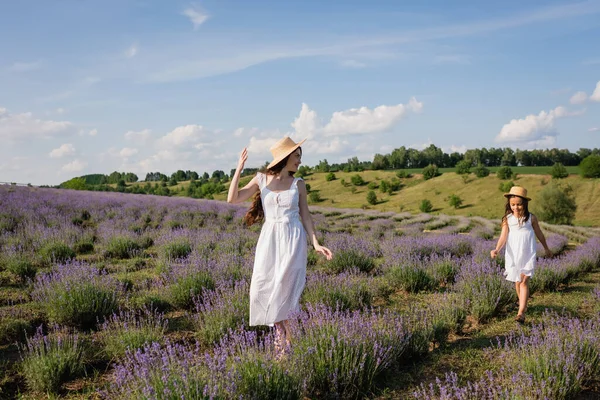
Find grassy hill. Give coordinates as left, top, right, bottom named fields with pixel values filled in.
left=121, top=168, right=599, bottom=226
left=212, top=171, right=599, bottom=226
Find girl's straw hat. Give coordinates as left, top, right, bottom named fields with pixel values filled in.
left=504, top=186, right=531, bottom=201
left=267, top=136, right=306, bottom=169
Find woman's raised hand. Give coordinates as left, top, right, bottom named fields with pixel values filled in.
left=237, top=148, right=248, bottom=171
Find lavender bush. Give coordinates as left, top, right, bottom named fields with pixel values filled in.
left=99, top=307, right=168, bottom=360
left=19, top=325, right=87, bottom=394
left=302, top=270, right=373, bottom=311
left=32, top=262, right=124, bottom=328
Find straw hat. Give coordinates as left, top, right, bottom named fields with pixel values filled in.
left=504, top=186, right=531, bottom=201
left=267, top=136, right=306, bottom=169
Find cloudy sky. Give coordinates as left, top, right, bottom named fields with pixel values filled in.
left=1, top=0, right=599, bottom=185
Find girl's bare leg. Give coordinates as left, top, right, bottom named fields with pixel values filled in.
left=517, top=274, right=529, bottom=318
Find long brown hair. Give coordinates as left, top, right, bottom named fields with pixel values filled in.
left=502, top=195, right=530, bottom=225
left=243, top=149, right=300, bottom=226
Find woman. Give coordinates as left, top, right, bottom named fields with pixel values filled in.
left=227, top=136, right=333, bottom=354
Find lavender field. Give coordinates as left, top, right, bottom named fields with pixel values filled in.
left=1, top=185, right=600, bottom=399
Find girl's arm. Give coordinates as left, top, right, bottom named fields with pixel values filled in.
left=531, top=214, right=553, bottom=257
left=297, top=180, right=333, bottom=260
left=490, top=220, right=509, bottom=258
left=227, top=148, right=259, bottom=204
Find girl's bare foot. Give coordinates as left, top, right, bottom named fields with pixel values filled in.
left=515, top=314, right=525, bottom=324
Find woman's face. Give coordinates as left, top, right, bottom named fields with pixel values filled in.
left=285, top=149, right=302, bottom=172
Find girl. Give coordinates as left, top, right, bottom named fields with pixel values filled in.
left=227, top=136, right=333, bottom=355
left=491, top=186, right=552, bottom=323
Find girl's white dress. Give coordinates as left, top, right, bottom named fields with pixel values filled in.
left=504, top=214, right=536, bottom=282
left=249, top=173, right=307, bottom=326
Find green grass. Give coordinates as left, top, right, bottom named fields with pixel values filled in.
left=210, top=170, right=600, bottom=226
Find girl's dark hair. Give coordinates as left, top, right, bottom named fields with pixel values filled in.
left=502, top=195, right=530, bottom=225
left=243, top=148, right=301, bottom=226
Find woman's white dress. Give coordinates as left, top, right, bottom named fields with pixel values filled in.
left=504, top=214, right=536, bottom=282
left=249, top=173, right=307, bottom=326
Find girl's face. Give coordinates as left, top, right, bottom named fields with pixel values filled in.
left=509, top=196, right=524, bottom=216
left=285, top=149, right=302, bottom=172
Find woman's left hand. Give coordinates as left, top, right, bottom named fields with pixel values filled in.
left=315, top=245, right=333, bottom=260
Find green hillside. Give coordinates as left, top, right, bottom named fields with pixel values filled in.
left=206, top=171, right=599, bottom=226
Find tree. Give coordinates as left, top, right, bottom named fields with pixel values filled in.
left=419, top=199, right=433, bottom=213
left=422, top=164, right=440, bottom=180
left=448, top=194, right=463, bottom=209
left=350, top=174, right=365, bottom=186
left=535, top=183, right=577, bottom=225
left=455, top=160, right=471, bottom=175
left=325, top=172, right=336, bottom=181
left=496, top=166, right=513, bottom=179
left=60, top=177, right=87, bottom=190
left=296, top=166, right=310, bottom=178
left=550, top=162, right=569, bottom=179
left=372, top=153, right=390, bottom=170
left=366, top=190, right=378, bottom=205
left=474, top=164, right=490, bottom=178
left=580, top=154, right=600, bottom=178
left=317, top=159, right=331, bottom=173
left=379, top=180, right=390, bottom=193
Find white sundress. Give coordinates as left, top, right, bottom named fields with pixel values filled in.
left=504, top=214, right=537, bottom=282
left=249, top=173, right=308, bottom=326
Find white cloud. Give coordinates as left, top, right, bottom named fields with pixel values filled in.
left=125, top=43, right=138, bottom=58
left=0, top=107, right=75, bottom=141
left=8, top=60, right=42, bottom=72
left=591, top=81, right=600, bottom=102
left=233, top=127, right=259, bottom=137
left=290, top=98, right=423, bottom=140
left=182, top=5, right=209, bottom=30
left=323, top=97, right=423, bottom=136
left=495, top=106, right=584, bottom=146
left=120, top=147, right=138, bottom=158
left=247, top=136, right=280, bottom=155
left=61, top=159, right=87, bottom=173
left=49, top=143, right=76, bottom=158
left=157, top=125, right=206, bottom=148
left=445, top=145, right=468, bottom=154
left=89, top=129, right=98, bottom=136
left=125, top=128, right=151, bottom=142
left=291, top=103, right=320, bottom=139
left=589, top=127, right=599, bottom=132
left=56, top=108, right=65, bottom=115
left=569, top=91, right=588, bottom=104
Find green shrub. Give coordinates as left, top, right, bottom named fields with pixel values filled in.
left=326, top=250, right=376, bottom=274
left=499, top=180, right=514, bottom=193
left=38, top=242, right=75, bottom=265
left=387, top=264, right=434, bottom=293
left=6, top=257, right=37, bottom=280
left=161, top=239, right=192, bottom=260
left=169, top=271, right=215, bottom=309
left=448, top=194, right=463, bottom=209
left=420, top=199, right=433, bottom=213
left=579, top=154, right=600, bottom=178
left=309, top=191, right=322, bottom=203
left=422, top=164, right=440, bottom=180
left=367, top=181, right=378, bottom=190
left=379, top=180, right=390, bottom=193
left=104, top=236, right=140, bottom=259
left=396, top=170, right=411, bottom=178
left=535, top=183, right=577, bottom=225
left=366, top=190, right=378, bottom=205
left=455, top=160, right=471, bottom=175
left=550, top=162, right=569, bottom=179
left=350, top=174, right=365, bottom=186
left=19, top=326, right=87, bottom=394
left=473, top=164, right=490, bottom=178
left=496, top=166, right=513, bottom=179
left=100, top=308, right=168, bottom=360
left=325, top=172, right=336, bottom=181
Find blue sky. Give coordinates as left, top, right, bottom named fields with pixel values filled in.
left=1, top=0, right=599, bottom=185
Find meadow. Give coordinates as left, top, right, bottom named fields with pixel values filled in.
left=1, top=185, right=600, bottom=399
